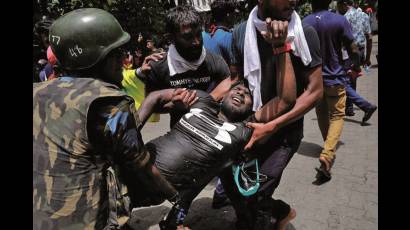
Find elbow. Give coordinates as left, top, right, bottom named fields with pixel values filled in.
left=282, top=90, right=297, bottom=109
left=312, top=87, right=323, bottom=107
left=279, top=97, right=296, bottom=112
left=315, top=89, right=323, bottom=102
left=284, top=97, right=297, bottom=109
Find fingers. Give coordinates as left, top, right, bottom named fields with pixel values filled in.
left=272, top=20, right=288, bottom=38
left=186, top=90, right=198, bottom=106
left=265, top=17, right=274, bottom=41
left=260, top=30, right=270, bottom=41
left=272, top=21, right=279, bottom=38
left=143, top=56, right=155, bottom=64
left=264, top=20, right=288, bottom=44
left=182, top=90, right=192, bottom=104
left=244, top=138, right=255, bottom=151
left=177, top=91, right=188, bottom=102
left=265, top=17, right=272, bottom=33
left=144, top=52, right=165, bottom=63
left=173, top=88, right=187, bottom=96
left=262, top=19, right=289, bottom=45
left=151, top=52, right=165, bottom=60
left=172, top=88, right=188, bottom=101
left=143, top=66, right=151, bottom=71
left=171, top=88, right=198, bottom=109
left=189, top=97, right=199, bottom=106
left=277, top=21, right=284, bottom=38
left=246, top=122, right=257, bottom=129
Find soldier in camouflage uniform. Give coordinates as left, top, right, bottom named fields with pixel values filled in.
left=33, top=8, right=183, bottom=229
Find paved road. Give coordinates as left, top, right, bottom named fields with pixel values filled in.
left=130, top=36, right=378, bottom=230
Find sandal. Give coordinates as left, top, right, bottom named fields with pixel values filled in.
left=315, top=156, right=334, bottom=180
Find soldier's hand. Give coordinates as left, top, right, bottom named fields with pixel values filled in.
left=260, top=18, right=288, bottom=47
left=141, top=52, right=166, bottom=75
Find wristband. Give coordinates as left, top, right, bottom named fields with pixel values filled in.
left=272, top=43, right=292, bottom=55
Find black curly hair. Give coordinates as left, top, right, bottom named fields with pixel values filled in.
left=230, top=79, right=252, bottom=96
left=210, top=0, right=236, bottom=23
left=166, top=5, right=202, bottom=35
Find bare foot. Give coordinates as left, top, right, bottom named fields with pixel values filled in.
left=319, top=156, right=331, bottom=171
left=278, top=208, right=296, bottom=230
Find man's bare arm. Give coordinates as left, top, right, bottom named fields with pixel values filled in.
left=245, top=65, right=323, bottom=150
left=138, top=88, right=196, bottom=128
left=209, top=76, right=239, bottom=101
left=263, top=65, right=322, bottom=128
left=138, top=89, right=174, bottom=127
left=253, top=51, right=297, bottom=123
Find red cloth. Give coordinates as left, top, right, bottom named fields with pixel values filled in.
left=47, top=46, right=57, bottom=65
left=365, top=7, right=373, bottom=14
left=209, top=24, right=217, bottom=35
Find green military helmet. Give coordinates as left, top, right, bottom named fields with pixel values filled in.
left=49, top=8, right=130, bottom=70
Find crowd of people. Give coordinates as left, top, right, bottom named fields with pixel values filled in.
left=33, top=0, right=378, bottom=230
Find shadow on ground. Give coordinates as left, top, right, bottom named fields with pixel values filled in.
left=343, top=118, right=363, bottom=125
left=128, top=205, right=170, bottom=230
left=297, top=141, right=344, bottom=158
left=297, top=141, right=322, bottom=158
left=287, top=223, right=297, bottom=230
left=344, top=118, right=373, bottom=126
left=184, top=197, right=236, bottom=230
left=128, top=197, right=237, bottom=230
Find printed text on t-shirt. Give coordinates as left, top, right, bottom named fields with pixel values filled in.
left=170, top=76, right=211, bottom=87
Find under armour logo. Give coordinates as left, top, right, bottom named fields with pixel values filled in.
left=316, top=15, right=322, bottom=20
left=185, top=108, right=236, bottom=144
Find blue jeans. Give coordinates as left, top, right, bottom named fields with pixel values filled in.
left=343, top=76, right=373, bottom=111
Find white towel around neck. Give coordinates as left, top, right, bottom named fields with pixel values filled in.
left=167, top=44, right=207, bottom=76
left=244, top=6, right=312, bottom=111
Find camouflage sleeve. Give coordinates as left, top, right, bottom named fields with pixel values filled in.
left=89, top=97, right=179, bottom=202
left=88, top=97, right=150, bottom=168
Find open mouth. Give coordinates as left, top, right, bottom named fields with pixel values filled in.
left=232, top=96, right=244, bottom=105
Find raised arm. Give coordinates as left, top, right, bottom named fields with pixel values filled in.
left=253, top=51, right=296, bottom=123
left=209, top=76, right=239, bottom=101
left=244, top=23, right=323, bottom=150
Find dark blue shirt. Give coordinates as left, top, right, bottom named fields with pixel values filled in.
left=303, top=10, right=354, bottom=86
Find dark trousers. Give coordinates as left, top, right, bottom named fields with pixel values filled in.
left=344, top=76, right=373, bottom=112
left=219, top=126, right=303, bottom=224
left=343, top=48, right=373, bottom=112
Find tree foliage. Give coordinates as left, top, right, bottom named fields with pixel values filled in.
left=35, top=0, right=174, bottom=39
